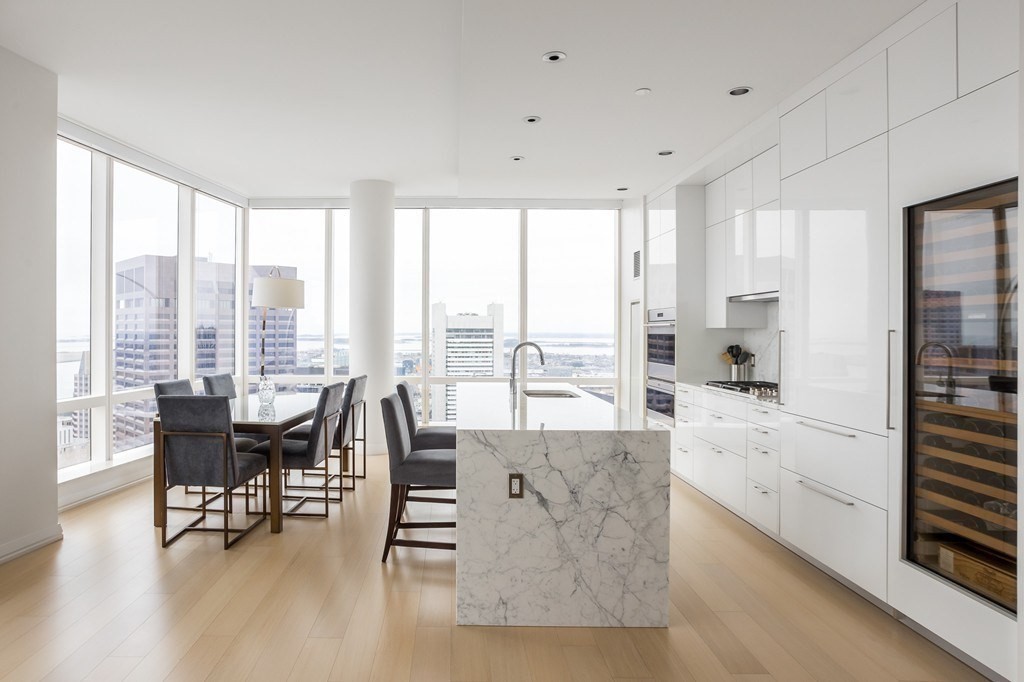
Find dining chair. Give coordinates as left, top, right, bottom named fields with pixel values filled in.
left=154, top=378, right=194, bottom=398
left=201, top=372, right=267, bottom=446
left=380, top=393, right=456, bottom=562
left=157, top=395, right=268, bottom=549
left=250, top=381, right=345, bottom=517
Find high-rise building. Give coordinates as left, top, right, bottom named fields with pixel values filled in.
left=430, top=302, right=503, bottom=421
left=194, top=258, right=237, bottom=376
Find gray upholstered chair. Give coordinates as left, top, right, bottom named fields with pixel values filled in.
left=251, top=382, right=345, bottom=517
left=157, top=395, right=268, bottom=549
left=154, top=378, right=194, bottom=398
left=201, top=373, right=267, bottom=447
left=397, top=380, right=455, bottom=450
left=380, top=393, right=456, bottom=562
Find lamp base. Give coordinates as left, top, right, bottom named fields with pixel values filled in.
left=257, top=375, right=276, bottom=421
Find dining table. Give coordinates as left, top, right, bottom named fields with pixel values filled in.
left=152, top=392, right=319, bottom=534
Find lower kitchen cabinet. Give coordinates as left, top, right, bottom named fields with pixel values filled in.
left=746, top=479, right=779, bottom=534
left=672, top=444, right=694, bottom=481
left=780, top=469, right=887, bottom=600
left=693, top=437, right=746, bottom=512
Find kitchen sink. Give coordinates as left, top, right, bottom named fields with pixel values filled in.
left=522, top=389, right=579, bottom=398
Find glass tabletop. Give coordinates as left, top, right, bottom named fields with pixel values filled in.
left=232, top=391, right=320, bottom=425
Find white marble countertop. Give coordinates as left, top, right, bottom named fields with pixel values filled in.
left=456, top=382, right=634, bottom=431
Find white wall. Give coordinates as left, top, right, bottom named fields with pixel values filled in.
left=0, top=46, right=61, bottom=560
left=618, top=198, right=643, bottom=419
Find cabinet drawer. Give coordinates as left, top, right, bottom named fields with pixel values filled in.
left=674, top=419, right=693, bottom=450
left=746, top=480, right=779, bottom=534
left=780, top=415, right=887, bottom=509
left=672, top=445, right=694, bottom=481
left=694, top=439, right=746, bottom=512
left=746, top=402, right=780, bottom=430
left=780, top=470, right=887, bottom=601
left=675, top=384, right=700, bottom=404
left=674, top=400, right=696, bottom=419
left=746, top=442, right=780, bottom=490
left=747, top=422, right=780, bottom=451
left=694, top=406, right=747, bottom=456
left=700, top=391, right=748, bottom=420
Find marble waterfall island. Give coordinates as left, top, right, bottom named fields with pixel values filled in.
left=455, top=383, right=670, bottom=627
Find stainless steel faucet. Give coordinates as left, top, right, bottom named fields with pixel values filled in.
left=915, top=341, right=957, bottom=401
left=510, top=341, right=545, bottom=395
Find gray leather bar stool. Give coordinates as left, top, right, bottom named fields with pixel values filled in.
left=396, top=381, right=456, bottom=451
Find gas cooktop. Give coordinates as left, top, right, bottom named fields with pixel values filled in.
left=705, top=380, right=779, bottom=399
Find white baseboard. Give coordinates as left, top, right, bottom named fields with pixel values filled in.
left=0, top=525, right=63, bottom=565
left=58, top=456, right=153, bottom=511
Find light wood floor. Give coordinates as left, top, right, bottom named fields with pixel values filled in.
left=0, top=456, right=988, bottom=681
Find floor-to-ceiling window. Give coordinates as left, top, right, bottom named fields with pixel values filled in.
left=394, top=209, right=425, bottom=419
left=194, top=192, right=239, bottom=380
left=332, top=209, right=351, bottom=377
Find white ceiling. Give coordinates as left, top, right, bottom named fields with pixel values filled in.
left=0, top=0, right=923, bottom=200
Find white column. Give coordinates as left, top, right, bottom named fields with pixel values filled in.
left=350, top=180, right=395, bottom=450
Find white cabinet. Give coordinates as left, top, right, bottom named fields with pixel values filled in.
left=780, top=92, right=826, bottom=178
left=751, top=146, right=779, bottom=208
left=826, top=53, right=887, bottom=157
left=706, top=222, right=766, bottom=328
left=779, top=135, right=889, bottom=435
left=780, top=470, right=887, bottom=601
left=725, top=162, right=753, bottom=219
left=887, top=7, right=956, bottom=128
left=693, top=438, right=746, bottom=512
left=780, top=414, right=888, bottom=509
left=646, top=227, right=676, bottom=310
left=957, top=0, right=1019, bottom=97
left=694, top=406, right=747, bottom=457
left=705, top=176, right=726, bottom=227
left=727, top=204, right=780, bottom=298
left=746, top=481, right=779, bottom=534
left=725, top=216, right=748, bottom=297
left=746, top=441, right=780, bottom=491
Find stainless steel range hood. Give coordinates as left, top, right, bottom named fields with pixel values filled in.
left=727, top=290, right=779, bottom=302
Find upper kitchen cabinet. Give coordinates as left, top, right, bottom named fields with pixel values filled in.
left=780, top=92, right=826, bottom=178
left=826, top=53, right=887, bottom=157
left=705, top=176, right=726, bottom=227
left=888, top=7, right=956, bottom=128
left=647, top=188, right=676, bottom=311
left=647, top=187, right=675, bottom=239
left=780, top=136, right=889, bottom=435
left=726, top=203, right=780, bottom=299
left=725, top=162, right=753, bottom=218
left=957, top=0, right=1019, bottom=97
left=752, top=146, right=780, bottom=208
left=708, top=221, right=766, bottom=329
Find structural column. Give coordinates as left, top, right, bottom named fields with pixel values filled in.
left=349, top=179, right=395, bottom=451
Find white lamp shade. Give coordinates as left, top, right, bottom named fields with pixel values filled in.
left=252, top=276, right=305, bottom=309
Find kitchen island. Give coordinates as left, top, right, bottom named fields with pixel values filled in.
left=455, top=383, right=669, bottom=627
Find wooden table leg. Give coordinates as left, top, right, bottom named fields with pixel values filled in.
left=270, top=430, right=283, bottom=533
left=153, top=419, right=166, bottom=528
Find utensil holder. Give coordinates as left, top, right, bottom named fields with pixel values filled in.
left=730, top=364, right=748, bottom=382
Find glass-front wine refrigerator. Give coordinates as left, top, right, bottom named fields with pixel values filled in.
left=907, top=178, right=1018, bottom=612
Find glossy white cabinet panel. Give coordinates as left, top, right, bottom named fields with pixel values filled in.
left=887, top=7, right=956, bottom=128
left=707, top=223, right=767, bottom=329
left=705, top=176, right=726, bottom=227
left=780, top=414, right=888, bottom=509
left=747, top=422, right=780, bottom=452
left=751, top=146, right=779, bottom=208
left=724, top=216, right=749, bottom=298
left=746, top=442, right=780, bottom=491
left=674, top=400, right=695, bottom=423
left=746, top=481, right=779, bottom=534
left=675, top=383, right=700, bottom=404
left=672, top=444, right=694, bottom=481
left=725, top=161, right=753, bottom=219
left=646, top=194, right=661, bottom=239
left=780, top=92, right=826, bottom=178
left=700, top=391, right=748, bottom=420
left=749, top=202, right=780, bottom=295
left=746, top=402, right=779, bottom=430
left=674, top=416, right=693, bottom=450
left=646, top=228, right=676, bottom=310
left=826, top=53, right=887, bottom=157
left=957, top=0, right=1018, bottom=97
left=780, top=470, right=887, bottom=601
left=779, top=135, right=889, bottom=435
left=693, top=438, right=746, bottom=512
left=693, top=406, right=747, bottom=457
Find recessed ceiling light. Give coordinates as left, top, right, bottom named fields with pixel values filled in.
left=634, top=88, right=652, bottom=96
left=657, top=150, right=674, bottom=156
left=542, top=51, right=566, bottom=63
left=729, top=86, right=752, bottom=96
left=617, top=187, right=629, bottom=191
left=523, top=115, right=542, bottom=124
left=510, top=156, right=525, bottom=162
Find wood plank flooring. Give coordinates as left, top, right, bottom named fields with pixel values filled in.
left=0, top=456, right=989, bottom=681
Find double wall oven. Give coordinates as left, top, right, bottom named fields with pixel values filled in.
left=645, top=308, right=676, bottom=424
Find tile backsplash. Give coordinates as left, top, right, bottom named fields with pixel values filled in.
left=741, top=302, right=779, bottom=383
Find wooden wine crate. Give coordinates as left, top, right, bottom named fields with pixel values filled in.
left=938, top=543, right=1016, bottom=607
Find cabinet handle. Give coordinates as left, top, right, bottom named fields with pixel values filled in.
left=797, top=479, right=855, bottom=506
left=752, top=484, right=771, bottom=496
left=886, top=329, right=895, bottom=431
left=753, top=408, right=770, bottom=414
left=778, top=330, right=784, bottom=406
left=712, top=448, right=724, bottom=454
left=710, top=413, right=724, bottom=420
left=753, top=428, right=770, bottom=434
left=795, top=420, right=856, bottom=438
